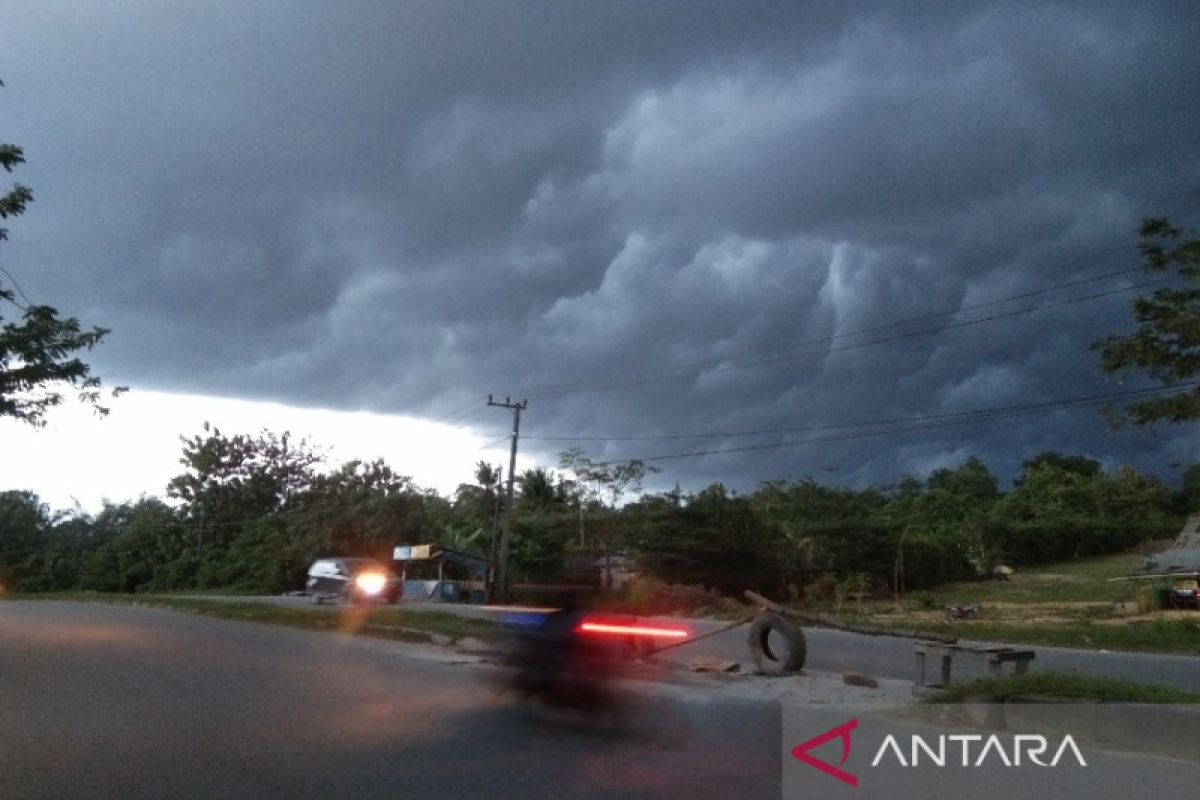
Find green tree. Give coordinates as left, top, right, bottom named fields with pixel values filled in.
left=447, top=461, right=502, bottom=532
left=577, top=454, right=657, bottom=586
left=751, top=477, right=886, bottom=579
left=876, top=458, right=1000, bottom=596
left=81, top=499, right=190, bottom=592
left=1016, top=452, right=1101, bottom=485
left=1180, top=464, right=1200, bottom=513
left=167, top=424, right=324, bottom=585
left=168, top=424, right=323, bottom=526
left=0, top=490, right=50, bottom=590
left=558, top=447, right=601, bottom=547
left=926, top=455, right=999, bottom=502
left=295, top=457, right=427, bottom=562
left=992, top=462, right=1176, bottom=563
left=628, top=484, right=781, bottom=593
left=668, top=484, right=777, bottom=593
left=435, top=521, right=490, bottom=555
left=517, top=467, right=565, bottom=512
left=1, top=79, right=121, bottom=425
left=1094, top=217, right=1200, bottom=423
left=22, top=510, right=97, bottom=591
left=508, top=467, right=574, bottom=578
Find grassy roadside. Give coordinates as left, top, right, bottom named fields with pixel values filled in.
left=933, top=671, right=1200, bottom=704
left=5, top=592, right=502, bottom=645
left=903, top=552, right=1148, bottom=606
left=8, top=549, right=1198, bottom=656
left=779, top=552, right=1200, bottom=655
left=833, top=616, right=1200, bottom=655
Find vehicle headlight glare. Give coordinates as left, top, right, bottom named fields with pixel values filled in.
left=355, top=572, right=387, bottom=596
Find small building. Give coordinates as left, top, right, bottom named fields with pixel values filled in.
left=393, top=544, right=489, bottom=604
left=595, top=555, right=636, bottom=590
left=1111, top=515, right=1200, bottom=610
left=1143, top=514, right=1200, bottom=574
left=561, top=552, right=638, bottom=590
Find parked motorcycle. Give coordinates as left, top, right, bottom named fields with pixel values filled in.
left=945, top=603, right=983, bottom=621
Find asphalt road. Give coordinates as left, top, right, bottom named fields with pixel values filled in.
left=469, top=606, right=1200, bottom=693
left=199, top=595, right=1200, bottom=693
left=0, top=601, right=778, bottom=799
left=2, top=601, right=1196, bottom=799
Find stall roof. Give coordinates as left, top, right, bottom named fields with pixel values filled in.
left=392, top=544, right=489, bottom=575
left=1174, top=515, right=1200, bottom=549
left=1111, top=515, right=1200, bottom=580
left=1110, top=570, right=1200, bottom=582
left=1144, top=547, right=1200, bottom=574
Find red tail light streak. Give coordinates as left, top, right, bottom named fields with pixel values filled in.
left=575, top=618, right=691, bottom=639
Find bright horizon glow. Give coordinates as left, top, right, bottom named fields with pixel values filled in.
left=0, top=390, right=520, bottom=514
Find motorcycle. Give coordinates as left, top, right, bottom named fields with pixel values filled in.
left=501, top=608, right=691, bottom=724
left=945, top=602, right=983, bottom=621
left=505, top=608, right=627, bottom=717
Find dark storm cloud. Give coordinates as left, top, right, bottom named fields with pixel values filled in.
left=4, top=1, right=1200, bottom=490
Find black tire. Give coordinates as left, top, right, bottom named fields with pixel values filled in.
left=747, top=611, right=806, bottom=675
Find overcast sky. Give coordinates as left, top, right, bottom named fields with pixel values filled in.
left=3, top=1, right=1200, bottom=509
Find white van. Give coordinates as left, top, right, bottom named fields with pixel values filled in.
left=305, top=557, right=400, bottom=605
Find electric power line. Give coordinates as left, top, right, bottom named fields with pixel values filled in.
left=578, top=381, right=1199, bottom=467
left=23, top=386, right=1194, bottom=537
left=518, top=382, right=1194, bottom=443
left=430, top=396, right=488, bottom=425
left=476, top=432, right=513, bottom=451
left=452, top=406, right=494, bottom=426
left=513, top=270, right=1167, bottom=398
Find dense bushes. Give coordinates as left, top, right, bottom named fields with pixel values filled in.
left=602, top=576, right=743, bottom=617
left=0, top=442, right=1186, bottom=599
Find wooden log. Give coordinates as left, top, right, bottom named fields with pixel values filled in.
left=744, top=590, right=957, bottom=645
left=745, top=590, right=784, bottom=613
left=646, top=612, right=758, bottom=655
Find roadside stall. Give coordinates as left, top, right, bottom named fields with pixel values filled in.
left=1110, top=516, right=1200, bottom=610
left=392, top=544, right=489, bottom=604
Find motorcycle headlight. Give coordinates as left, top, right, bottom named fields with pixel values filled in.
left=355, top=572, right=387, bottom=596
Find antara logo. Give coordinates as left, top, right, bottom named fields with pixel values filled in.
left=791, top=720, right=1087, bottom=788
left=791, top=718, right=860, bottom=787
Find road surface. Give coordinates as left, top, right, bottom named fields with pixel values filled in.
left=0, top=601, right=777, bottom=799
left=2, top=601, right=1196, bottom=799
left=190, top=595, right=1200, bottom=692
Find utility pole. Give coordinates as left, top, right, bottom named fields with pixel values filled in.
left=487, top=395, right=526, bottom=603
left=488, top=465, right=503, bottom=587
left=196, top=502, right=204, bottom=561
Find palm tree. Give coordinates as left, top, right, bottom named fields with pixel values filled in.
left=518, top=468, right=560, bottom=511
left=437, top=523, right=488, bottom=556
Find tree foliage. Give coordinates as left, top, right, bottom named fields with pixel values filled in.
left=1017, top=451, right=1101, bottom=483
left=0, top=437, right=1185, bottom=600
left=0, top=490, right=50, bottom=589
left=1181, top=464, right=1200, bottom=514
left=0, top=79, right=122, bottom=425
left=990, top=462, right=1173, bottom=563
left=1095, top=217, right=1200, bottom=424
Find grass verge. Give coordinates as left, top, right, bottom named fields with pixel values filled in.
left=904, top=553, right=1147, bottom=606
left=847, top=616, right=1200, bottom=655
left=784, top=551, right=1200, bottom=654
left=933, top=670, right=1200, bottom=704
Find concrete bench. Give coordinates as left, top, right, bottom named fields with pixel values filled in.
left=914, top=642, right=1035, bottom=689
